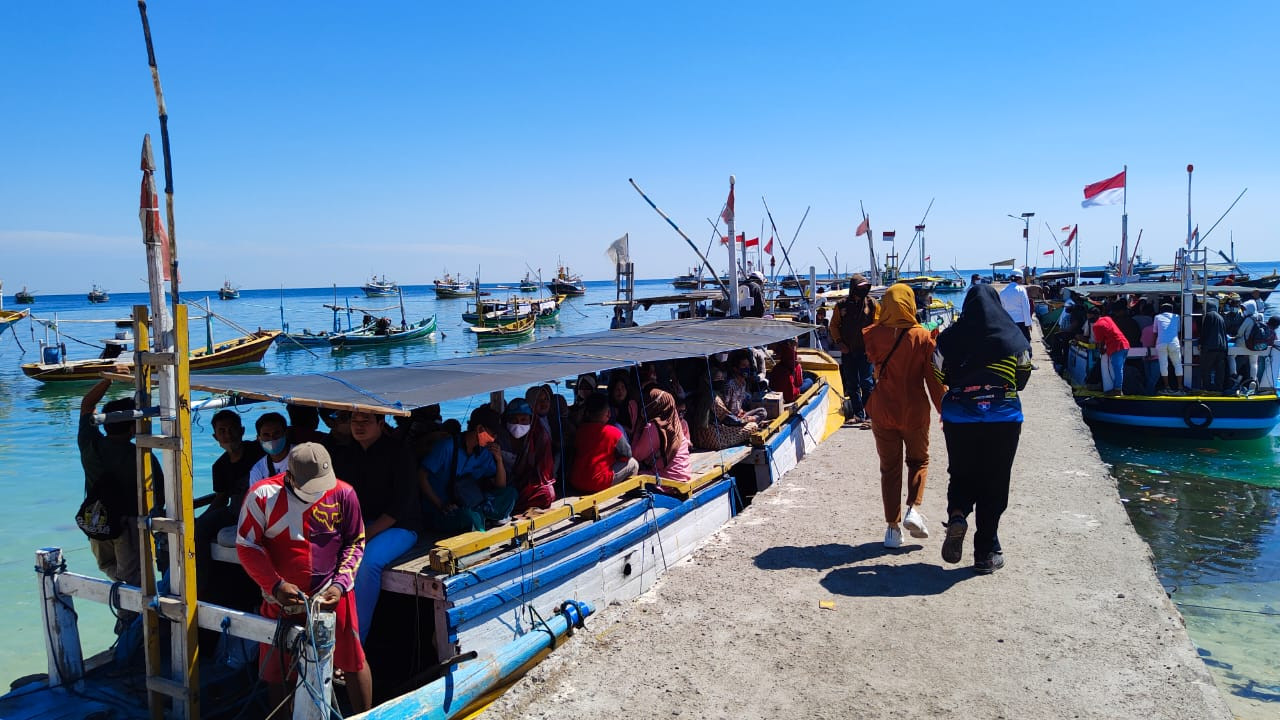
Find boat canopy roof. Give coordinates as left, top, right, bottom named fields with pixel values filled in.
left=1065, top=282, right=1272, bottom=297
left=190, top=318, right=813, bottom=416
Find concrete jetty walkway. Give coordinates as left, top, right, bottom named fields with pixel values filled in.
left=487, top=343, right=1233, bottom=720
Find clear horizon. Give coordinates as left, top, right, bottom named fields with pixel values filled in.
left=3, top=2, right=1277, bottom=294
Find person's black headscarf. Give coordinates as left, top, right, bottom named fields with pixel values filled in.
left=937, top=284, right=1032, bottom=366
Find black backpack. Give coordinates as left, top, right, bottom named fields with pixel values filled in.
left=1246, top=321, right=1275, bottom=352
left=75, top=479, right=128, bottom=541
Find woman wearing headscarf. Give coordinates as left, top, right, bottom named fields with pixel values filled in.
left=607, top=374, right=644, bottom=440
left=631, top=386, right=692, bottom=481
left=933, top=284, right=1033, bottom=574
left=502, top=398, right=556, bottom=513
left=526, top=384, right=569, bottom=473
left=863, top=283, right=946, bottom=549
left=688, top=368, right=759, bottom=450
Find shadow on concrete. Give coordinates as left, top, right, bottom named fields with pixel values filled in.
left=821, top=562, right=974, bottom=597
left=754, top=542, right=909, bottom=571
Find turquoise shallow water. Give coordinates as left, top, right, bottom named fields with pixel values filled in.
left=1, top=268, right=1277, bottom=719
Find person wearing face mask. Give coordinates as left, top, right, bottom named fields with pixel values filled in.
left=502, top=399, right=557, bottom=513
left=418, top=406, right=515, bottom=534
left=248, top=412, right=292, bottom=484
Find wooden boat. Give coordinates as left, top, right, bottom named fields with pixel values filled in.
left=14, top=286, right=35, bottom=304
left=217, top=280, right=239, bottom=299
left=546, top=263, right=586, bottom=296
left=1058, top=270, right=1280, bottom=440
left=432, top=271, right=478, bottom=299
left=20, top=329, right=279, bottom=382
left=87, top=285, right=110, bottom=303
left=468, top=314, right=536, bottom=342
left=672, top=266, right=703, bottom=289
left=362, top=274, right=399, bottom=297
left=462, top=296, right=561, bottom=325
left=518, top=272, right=539, bottom=293
left=0, top=307, right=29, bottom=331
left=329, top=314, right=437, bottom=349
left=6, top=318, right=842, bottom=719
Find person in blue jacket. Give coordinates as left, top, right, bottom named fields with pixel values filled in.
left=932, top=285, right=1032, bottom=574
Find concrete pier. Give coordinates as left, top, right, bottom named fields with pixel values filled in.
left=487, top=342, right=1232, bottom=719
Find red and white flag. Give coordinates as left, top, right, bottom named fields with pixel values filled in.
left=720, top=232, right=745, bottom=245
left=139, top=143, right=175, bottom=281
left=1043, top=249, right=1055, bottom=256
left=743, top=236, right=760, bottom=248
left=1061, top=225, right=1072, bottom=232
left=855, top=216, right=870, bottom=237
left=763, top=236, right=774, bottom=255
left=924, top=255, right=931, bottom=262
left=1082, top=170, right=1126, bottom=208
left=721, top=187, right=735, bottom=223
left=1064, top=224, right=1078, bottom=247
left=1188, top=224, right=1199, bottom=247
left=882, top=230, right=896, bottom=242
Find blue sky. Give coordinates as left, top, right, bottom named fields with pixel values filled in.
left=2, top=2, right=1277, bottom=294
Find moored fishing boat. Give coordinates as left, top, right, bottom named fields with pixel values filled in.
left=462, top=296, right=561, bottom=325
left=545, top=263, right=586, bottom=296
left=672, top=265, right=702, bottom=289
left=329, top=314, right=436, bottom=349
left=518, top=272, right=539, bottom=292
left=20, top=328, right=280, bottom=382
left=362, top=274, right=399, bottom=297
left=0, top=307, right=29, bottom=331
left=15, top=286, right=35, bottom=304
left=434, top=272, right=478, bottom=298
left=468, top=314, right=536, bottom=342
left=87, top=285, right=110, bottom=303
left=217, top=280, right=240, bottom=299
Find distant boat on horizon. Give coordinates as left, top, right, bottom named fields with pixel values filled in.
left=218, top=280, right=240, bottom=300
left=87, top=285, right=109, bottom=303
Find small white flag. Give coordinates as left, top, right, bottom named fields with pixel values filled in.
left=605, top=233, right=630, bottom=265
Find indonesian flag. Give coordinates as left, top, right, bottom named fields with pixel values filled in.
left=924, top=255, right=931, bottom=262
left=882, top=230, right=896, bottom=242
left=1082, top=170, right=1125, bottom=208
left=1189, top=224, right=1199, bottom=247
left=1043, top=249, right=1055, bottom=256
left=721, top=186, right=735, bottom=223
left=720, top=232, right=745, bottom=245
left=1061, top=225, right=1072, bottom=232
left=1064, top=224, right=1078, bottom=247
left=139, top=139, right=175, bottom=281
left=743, top=236, right=760, bottom=248
left=764, top=236, right=774, bottom=255
left=855, top=216, right=870, bottom=237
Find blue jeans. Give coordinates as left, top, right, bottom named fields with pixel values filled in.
left=354, top=527, right=418, bottom=642
left=840, top=350, right=874, bottom=419
left=1105, top=349, right=1128, bottom=392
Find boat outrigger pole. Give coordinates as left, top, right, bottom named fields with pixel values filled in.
left=628, top=178, right=731, bottom=297
left=762, top=197, right=807, bottom=297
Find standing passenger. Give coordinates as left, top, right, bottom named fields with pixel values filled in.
left=863, top=284, right=946, bottom=548
left=934, top=285, right=1032, bottom=574
left=1153, top=303, right=1184, bottom=393
left=998, top=270, right=1034, bottom=341
left=1199, top=298, right=1229, bottom=391
left=1087, top=307, right=1130, bottom=395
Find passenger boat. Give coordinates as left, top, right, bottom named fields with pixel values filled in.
left=87, top=285, right=110, bottom=303
left=217, top=280, right=240, bottom=300
left=3, top=316, right=842, bottom=720
left=362, top=274, right=399, bottom=297
left=468, top=313, right=536, bottom=342
left=434, top=272, right=478, bottom=299
left=462, top=296, right=561, bottom=326
left=546, top=263, right=586, bottom=296
left=1056, top=255, right=1280, bottom=440
left=21, top=325, right=280, bottom=382
left=14, top=286, right=35, bottom=304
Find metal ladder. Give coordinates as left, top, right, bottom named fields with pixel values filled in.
left=132, top=303, right=201, bottom=720
left=616, top=261, right=635, bottom=326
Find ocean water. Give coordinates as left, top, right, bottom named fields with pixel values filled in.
left=1, top=268, right=1277, bottom=719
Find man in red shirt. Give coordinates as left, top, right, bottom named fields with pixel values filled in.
left=570, top=394, right=638, bottom=494
left=1088, top=306, right=1130, bottom=395
left=236, top=442, right=372, bottom=712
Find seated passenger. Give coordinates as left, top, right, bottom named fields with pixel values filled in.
left=570, top=394, right=639, bottom=494
left=632, top=386, right=692, bottom=481
left=526, top=384, right=569, bottom=471
left=418, top=406, right=516, bottom=534
left=248, top=412, right=292, bottom=483
left=286, top=403, right=327, bottom=445
left=606, top=374, right=645, bottom=440
left=768, top=338, right=814, bottom=402
left=502, top=399, right=556, bottom=513
left=688, top=370, right=759, bottom=450
left=329, top=411, right=421, bottom=643
left=725, top=351, right=769, bottom=422
left=568, top=373, right=600, bottom=427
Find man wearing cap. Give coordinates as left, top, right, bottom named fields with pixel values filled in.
left=743, top=271, right=766, bottom=318
left=418, top=406, right=517, bottom=534
left=829, top=274, right=878, bottom=424
left=328, top=411, right=421, bottom=644
left=999, top=271, right=1034, bottom=342
left=236, top=442, right=371, bottom=711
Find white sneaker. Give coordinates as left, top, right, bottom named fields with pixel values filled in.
left=884, top=525, right=903, bottom=548
left=903, top=507, right=930, bottom=539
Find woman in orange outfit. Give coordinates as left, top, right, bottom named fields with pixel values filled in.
left=863, top=283, right=947, bottom=548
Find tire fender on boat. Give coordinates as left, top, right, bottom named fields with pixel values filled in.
left=1183, top=401, right=1213, bottom=429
